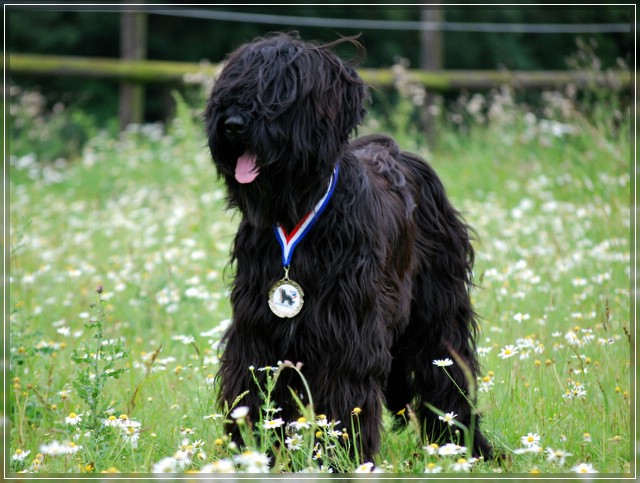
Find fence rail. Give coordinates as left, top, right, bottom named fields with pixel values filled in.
left=8, top=53, right=631, bottom=91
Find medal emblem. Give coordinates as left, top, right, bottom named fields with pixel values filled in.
left=268, top=276, right=304, bottom=318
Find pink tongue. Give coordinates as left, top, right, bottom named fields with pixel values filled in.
left=235, top=151, right=259, bottom=184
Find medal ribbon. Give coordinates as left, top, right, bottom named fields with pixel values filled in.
left=273, top=165, right=339, bottom=267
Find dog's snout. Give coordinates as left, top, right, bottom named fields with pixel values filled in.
left=224, top=116, right=246, bottom=137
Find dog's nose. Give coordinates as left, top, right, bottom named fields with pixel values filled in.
left=224, top=116, right=246, bottom=136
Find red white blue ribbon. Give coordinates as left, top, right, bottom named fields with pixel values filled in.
left=273, top=165, right=339, bottom=267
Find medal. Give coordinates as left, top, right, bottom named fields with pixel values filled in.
left=269, top=165, right=339, bottom=318
left=268, top=267, right=304, bottom=318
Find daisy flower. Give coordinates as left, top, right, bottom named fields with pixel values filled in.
left=562, top=381, right=587, bottom=399
left=121, top=424, right=141, bottom=448
left=498, top=345, right=519, bottom=359
left=433, top=358, right=454, bottom=367
left=289, top=416, right=311, bottom=431
left=479, top=375, right=495, bottom=392
left=40, top=441, right=66, bottom=456
left=438, top=411, right=458, bottom=426
left=477, top=346, right=492, bottom=357
left=354, top=462, right=374, bottom=473
left=257, top=365, right=278, bottom=373
left=102, top=415, right=119, bottom=427
left=285, top=433, right=304, bottom=450
left=152, top=456, right=178, bottom=473
left=546, top=447, right=572, bottom=466
left=513, top=313, right=530, bottom=323
left=65, top=412, right=82, bottom=426
left=64, top=442, right=82, bottom=455
left=12, top=449, right=30, bottom=462
left=262, top=418, right=285, bottom=430
left=31, top=455, right=43, bottom=472
left=230, top=406, right=250, bottom=420
left=571, top=462, right=598, bottom=473
left=438, top=443, right=467, bottom=456
left=424, top=443, right=440, bottom=455
left=173, top=449, right=192, bottom=470
left=200, top=459, right=235, bottom=473
left=424, top=462, right=442, bottom=473
left=521, top=432, right=541, bottom=448
left=316, top=415, right=340, bottom=427
left=452, top=457, right=472, bottom=472
left=234, top=450, right=270, bottom=472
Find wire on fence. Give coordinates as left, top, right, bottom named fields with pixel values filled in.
left=22, top=5, right=633, bottom=34
left=146, top=8, right=632, bottom=34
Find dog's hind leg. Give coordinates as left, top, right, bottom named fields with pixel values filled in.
left=383, top=347, right=413, bottom=429
left=407, top=320, right=491, bottom=458
left=397, top=255, right=491, bottom=457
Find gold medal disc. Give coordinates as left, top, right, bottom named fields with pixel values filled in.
left=268, top=278, right=304, bottom=318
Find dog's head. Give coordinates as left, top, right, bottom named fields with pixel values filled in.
left=204, top=33, right=369, bottom=227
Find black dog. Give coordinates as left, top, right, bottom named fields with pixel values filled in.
left=279, top=288, right=295, bottom=306
left=204, top=33, right=491, bottom=464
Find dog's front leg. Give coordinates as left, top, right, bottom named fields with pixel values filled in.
left=217, top=327, right=268, bottom=447
left=301, top=287, right=392, bottom=466
left=313, top=374, right=385, bottom=465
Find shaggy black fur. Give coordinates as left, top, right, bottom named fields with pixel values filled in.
left=204, top=33, right=492, bottom=464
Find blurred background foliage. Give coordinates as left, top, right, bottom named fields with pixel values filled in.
left=7, top=5, right=633, bottom=133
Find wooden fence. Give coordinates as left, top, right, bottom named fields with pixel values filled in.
left=8, top=53, right=631, bottom=131
left=9, top=53, right=631, bottom=91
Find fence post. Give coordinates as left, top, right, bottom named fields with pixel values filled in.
left=420, top=4, right=444, bottom=147
left=119, top=7, right=147, bottom=129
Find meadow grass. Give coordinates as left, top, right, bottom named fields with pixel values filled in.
left=7, top=80, right=631, bottom=476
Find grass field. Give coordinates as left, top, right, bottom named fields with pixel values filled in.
left=7, top=80, right=632, bottom=476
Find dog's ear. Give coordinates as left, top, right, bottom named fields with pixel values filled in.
left=320, top=36, right=370, bottom=140
left=340, top=63, right=369, bottom=137
left=318, top=37, right=370, bottom=143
